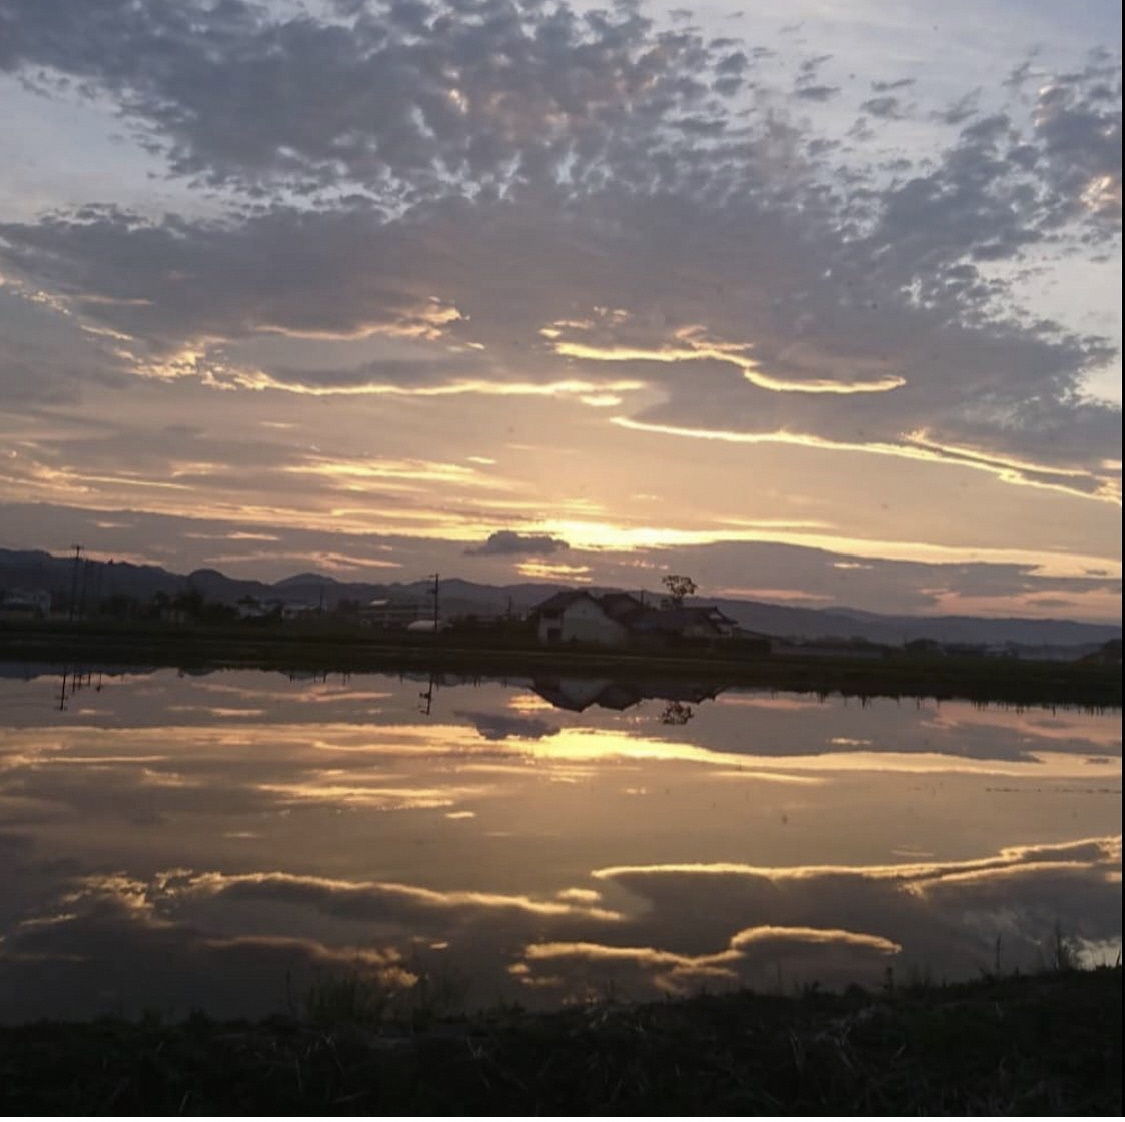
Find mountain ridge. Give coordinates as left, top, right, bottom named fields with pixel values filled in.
left=1, top=547, right=1119, bottom=648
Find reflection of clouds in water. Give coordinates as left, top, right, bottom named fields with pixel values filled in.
left=516, top=926, right=902, bottom=999
left=0, top=717, right=1118, bottom=846
left=920, top=707, right=1123, bottom=752
left=452, top=709, right=560, bottom=741
left=0, top=860, right=623, bottom=1021
left=0, top=836, right=1117, bottom=1020
left=544, top=836, right=1122, bottom=998
left=0, top=668, right=1119, bottom=1019
left=2, top=669, right=1120, bottom=768
left=167, top=705, right=267, bottom=717
left=164, top=869, right=622, bottom=926
left=0, top=888, right=415, bottom=1022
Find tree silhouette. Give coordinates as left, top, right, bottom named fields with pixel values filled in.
left=661, top=574, right=697, bottom=609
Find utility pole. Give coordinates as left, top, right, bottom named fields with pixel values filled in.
left=78, top=558, right=93, bottom=620
left=68, top=544, right=84, bottom=623
left=428, top=573, right=440, bottom=632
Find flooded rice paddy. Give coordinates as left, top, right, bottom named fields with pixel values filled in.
left=0, top=663, right=1119, bottom=1021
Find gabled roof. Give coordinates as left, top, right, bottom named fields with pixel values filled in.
left=633, top=606, right=735, bottom=633
left=533, top=589, right=597, bottom=617
left=597, top=591, right=651, bottom=622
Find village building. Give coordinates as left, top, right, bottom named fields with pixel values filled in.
left=0, top=588, right=52, bottom=619
left=534, top=590, right=639, bottom=647
left=356, top=598, right=428, bottom=629
left=532, top=589, right=757, bottom=650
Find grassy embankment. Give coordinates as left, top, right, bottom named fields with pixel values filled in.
left=0, top=967, right=1119, bottom=1115
left=1, top=617, right=1119, bottom=707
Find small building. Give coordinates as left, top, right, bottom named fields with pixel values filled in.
left=632, top=605, right=740, bottom=643
left=236, top=596, right=275, bottom=620
left=281, top=602, right=320, bottom=621
left=533, top=589, right=757, bottom=650
left=534, top=590, right=635, bottom=647
left=358, top=598, right=427, bottom=629
left=405, top=618, right=450, bottom=633
left=0, top=588, right=51, bottom=619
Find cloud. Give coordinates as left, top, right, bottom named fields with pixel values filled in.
left=0, top=0, right=749, bottom=200
left=0, top=2, right=1116, bottom=500
left=0, top=0, right=1118, bottom=622
left=463, top=530, right=571, bottom=557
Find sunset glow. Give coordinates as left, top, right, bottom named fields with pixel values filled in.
left=0, top=0, right=1118, bottom=623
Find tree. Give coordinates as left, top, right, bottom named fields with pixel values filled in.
left=661, top=574, right=697, bottom=610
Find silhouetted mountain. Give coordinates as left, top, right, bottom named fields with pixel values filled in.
left=274, top=572, right=341, bottom=588
left=1, top=548, right=1119, bottom=649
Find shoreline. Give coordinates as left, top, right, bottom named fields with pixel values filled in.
left=2, top=620, right=1120, bottom=708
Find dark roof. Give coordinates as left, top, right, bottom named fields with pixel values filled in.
left=633, top=606, right=735, bottom=633
left=534, top=589, right=652, bottom=621
left=533, top=589, right=596, bottom=617
left=597, top=591, right=650, bottom=623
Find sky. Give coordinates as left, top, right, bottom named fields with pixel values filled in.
left=0, top=0, right=1120, bottom=621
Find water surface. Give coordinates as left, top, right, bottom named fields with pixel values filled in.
left=0, top=664, right=1119, bottom=1021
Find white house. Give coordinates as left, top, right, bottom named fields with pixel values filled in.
left=534, top=590, right=634, bottom=647
left=0, top=588, right=52, bottom=618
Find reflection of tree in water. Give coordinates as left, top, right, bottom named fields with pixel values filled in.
left=659, top=700, right=695, bottom=726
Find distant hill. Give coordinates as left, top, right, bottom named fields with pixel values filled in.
left=1, top=547, right=1120, bottom=650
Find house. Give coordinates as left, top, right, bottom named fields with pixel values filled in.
left=236, top=596, right=275, bottom=620
left=280, top=602, right=321, bottom=621
left=357, top=598, right=427, bottom=629
left=534, top=590, right=638, bottom=647
left=0, top=588, right=52, bottom=619
left=533, top=589, right=754, bottom=650
left=631, top=605, right=740, bottom=642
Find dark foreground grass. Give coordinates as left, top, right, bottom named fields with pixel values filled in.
left=1, top=967, right=1119, bottom=1116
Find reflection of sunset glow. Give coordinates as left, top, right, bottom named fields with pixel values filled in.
left=921, top=708, right=1123, bottom=749
left=593, top=835, right=1120, bottom=884
left=507, top=694, right=558, bottom=713
left=728, top=925, right=901, bottom=953
left=0, top=668, right=1120, bottom=1020
left=4, top=718, right=1122, bottom=781
left=521, top=728, right=1122, bottom=779
left=176, top=870, right=623, bottom=923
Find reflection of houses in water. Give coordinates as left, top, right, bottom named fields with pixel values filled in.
left=529, top=676, right=725, bottom=714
